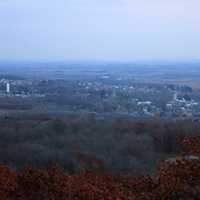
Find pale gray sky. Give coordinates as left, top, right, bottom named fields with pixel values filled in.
left=0, top=0, right=200, bottom=61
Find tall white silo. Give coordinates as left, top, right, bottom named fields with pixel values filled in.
left=6, top=83, right=10, bottom=93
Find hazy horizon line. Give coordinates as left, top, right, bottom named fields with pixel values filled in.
left=0, top=59, right=200, bottom=64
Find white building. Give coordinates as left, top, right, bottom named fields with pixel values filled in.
left=173, top=92, right=177, bottom=101
left=6, top=83, right=10, bottom=93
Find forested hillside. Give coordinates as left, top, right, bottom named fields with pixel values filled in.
left=0, top=134, right=199, bottom=199
left=0, top=117, right=199, bottom=175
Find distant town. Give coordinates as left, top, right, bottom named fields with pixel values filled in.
left=0, top=62, right=200, bottom=121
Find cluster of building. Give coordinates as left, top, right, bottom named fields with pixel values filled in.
left=0, top=76, right=200, bottom=120
left=166, top=93, right=200, bottom=119
left=0, top=78, right=45, bottom=98
left=77, top=79, right=200, bottom=120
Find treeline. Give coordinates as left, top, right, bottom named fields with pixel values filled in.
left=0, top=117, right=200, bottom=175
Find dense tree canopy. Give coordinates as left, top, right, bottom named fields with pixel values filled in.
left=0, top=119, right=199, bottom=199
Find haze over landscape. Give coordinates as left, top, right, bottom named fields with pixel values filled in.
left=0, top=0, right=200, bottom=61
left=1, top=1, right=200, bottom=199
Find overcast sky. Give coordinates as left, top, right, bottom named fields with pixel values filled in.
left=0, top=0, right=200, bottom=61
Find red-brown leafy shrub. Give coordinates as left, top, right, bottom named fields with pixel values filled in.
left=156, top=158, right=200, bottom=199
left=180, top=136, right=200, bottom=155
left=0, top=165, right=17, bottom=200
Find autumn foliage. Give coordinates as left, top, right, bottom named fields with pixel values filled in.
left=0, top=136, right=200, bottom=199
left=181, top=136, right=200, bottom=155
